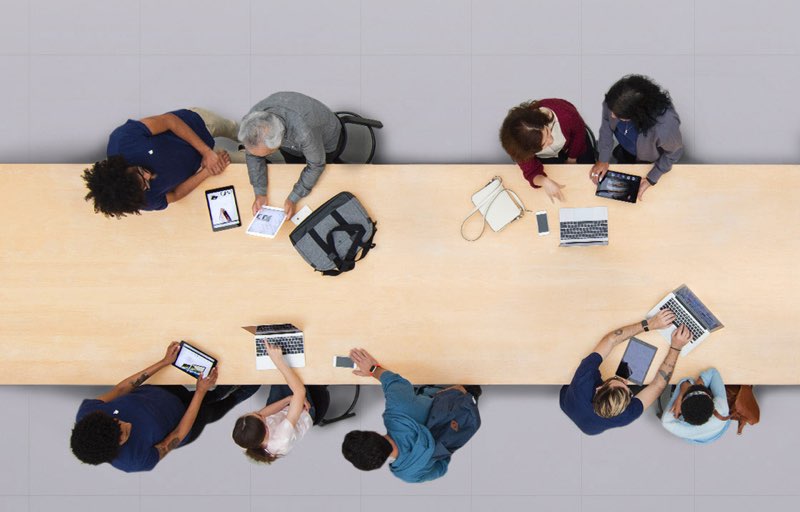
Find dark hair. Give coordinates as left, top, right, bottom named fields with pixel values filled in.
left=342, top=430, right=392, bottom=471
left=82, top=155, right=146, bottom=218
left=499, top=101, right=554, bottom=162
left=70, top=411, right=122, bottom=465
left=681, top=385, right=715, bottom=426
left=232, top=414, right=278, bottom=464
left=604, top=74, right=673, bottom=134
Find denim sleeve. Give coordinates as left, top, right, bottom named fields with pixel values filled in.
left=246, top=152, right=269, bottom=196
left=597, top=102, right=615, bottom=163
left=380, top=371, right=416, bottom=412
left=418, top=458, right=450, bottom=483
left=288, top=129, right=326, bottom=203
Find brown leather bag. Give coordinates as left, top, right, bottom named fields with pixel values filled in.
left=712, top=385, right=760, bottom=434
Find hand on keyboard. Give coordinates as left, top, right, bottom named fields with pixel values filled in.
left=266, top=343, right=285, bottom=363
left=648, top=309, right=676, bottom=330
left=670, top=325, right=692, bottom=350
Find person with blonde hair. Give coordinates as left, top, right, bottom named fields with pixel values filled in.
left=560, top=310, right=692, bottom=435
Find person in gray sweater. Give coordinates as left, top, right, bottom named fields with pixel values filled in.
left=239, top=92, right=343, bottom=218
left=589, top=75, right=683, bottom=201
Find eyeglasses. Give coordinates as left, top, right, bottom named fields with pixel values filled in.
left=135, top=166, right=152, bottom=191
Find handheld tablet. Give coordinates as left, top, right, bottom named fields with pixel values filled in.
left=205, top=186, right=241, bottom=231
left=615, top=337, right=658, bottom=385
left=172, top=341, right=217, bottom=379
left=596, top=170, right=641, bottom=204
left=246, top=206, right=287, bottom=239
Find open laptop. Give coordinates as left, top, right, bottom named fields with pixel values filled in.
left=559, top=207, right=608, bottom=247
left=645, top=285, right=724, bottom=356
left=242, top=324, right=306, bottom=369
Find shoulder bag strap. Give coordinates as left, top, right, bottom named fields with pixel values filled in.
left=460, top=178, right=503, bottom=242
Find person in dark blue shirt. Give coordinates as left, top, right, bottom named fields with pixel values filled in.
left=560, top=310, right=691, bottom=435
left=83, top=108, right=239, bottom=218
left=70, top=342, right=258, bottom=472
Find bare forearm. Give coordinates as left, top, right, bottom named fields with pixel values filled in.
left=259, top=396, right=292, bottom=417
left=114, top=359, right=168, bottom=394
left=167, top=168, right=210, bottom=203
left=156, top=390, right=206, bottom=459
left=275, top=361, right=305, bottom=396
left=166, top=113, right=212, bottom=156
left=653, top=348, right=680, bottom=388
left=594, top=321, right=645, bottom=358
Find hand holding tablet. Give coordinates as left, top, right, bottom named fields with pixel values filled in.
left=172, top=341, right=218, bottom=379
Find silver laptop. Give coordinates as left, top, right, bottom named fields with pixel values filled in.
left=242, top=324, right=306, bottom=369
left=646, top=285, right=724, bottom=356
left=559, top=207, right=608, bottom=247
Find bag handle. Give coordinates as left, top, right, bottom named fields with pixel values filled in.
left=460, top=177, right=503, bottom=242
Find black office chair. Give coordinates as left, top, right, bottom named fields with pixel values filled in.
left=317, top=385, right=361, bottom=426
left=585, top=124, right=599, bottom=161
left=334, top=111, right=384, bottom=164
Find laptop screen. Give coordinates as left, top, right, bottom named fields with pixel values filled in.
left=675, top=285, right=724, bottom=331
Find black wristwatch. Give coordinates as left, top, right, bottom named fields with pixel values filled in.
left=641, top=319, right=650, bottom=332
left=369, top=364, right=380, bottom=375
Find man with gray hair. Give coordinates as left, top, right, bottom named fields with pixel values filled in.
left=239, top=92, right=343, bottom=218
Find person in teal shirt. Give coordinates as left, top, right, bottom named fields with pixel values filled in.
left=340, top=348, right=455, bottom=483
left=661, top=367, right=730, bottom=444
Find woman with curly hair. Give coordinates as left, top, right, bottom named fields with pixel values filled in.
left=500, top=98, right=596, bottom=203
left=589, top=75, right=684, bottom=201
left=83, top=108, right=239, bottom=218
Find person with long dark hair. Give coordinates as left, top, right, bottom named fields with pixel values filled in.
left=589, top=75, right=684, bottom=201
left=232, top=344, right=329, bottom=463
left=500, top=98, right=596, bottom=203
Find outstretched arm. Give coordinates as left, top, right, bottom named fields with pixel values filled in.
left=154, top=367, right=218, bottom=460
left=635, top=325, right=692, bottom=410
left=592, top=310, right=675, bottom=359
left=266, top=344, right=307, bottom=428
left=95, top=342, right=180, bottom=403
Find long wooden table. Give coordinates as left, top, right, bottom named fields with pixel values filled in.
left=1, top=164, right=797, bottom=385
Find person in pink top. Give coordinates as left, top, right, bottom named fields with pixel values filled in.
left=500, top=98, right=596, bottom=203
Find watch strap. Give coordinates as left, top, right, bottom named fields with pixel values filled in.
left=641, top=319, right=650, bottom=332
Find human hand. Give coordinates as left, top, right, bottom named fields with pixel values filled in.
left=349, top=348, right=379, bottom=377
left=589, top=162, right=609, bottom=184
left=541, top=176, right=566, bottom=203
left=196, top=366, right=219, bottom=393
left=671, top=324, right=692, bottom=349
left=671, top=396, right=682, bottom=418
left=637, top=180, right=651, bottom=201
left=162, top=341, right=180, bottom=365
left=201, top=149, right=225, bottom=175
left=648, top=309, right=676, bottom=330
left=284, top=198, right=296, bottom=218
left=252, top=194, right=268, bottom=215
left=266, top=343, right=285, bottom=365
left=566, top=157, right=577, bottom=164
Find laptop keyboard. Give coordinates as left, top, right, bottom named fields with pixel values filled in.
left=256, top=336, right=305, bottom=356
left=560, top=220, right=608, bottom=240
left=660, top=299, right=704, bottom=341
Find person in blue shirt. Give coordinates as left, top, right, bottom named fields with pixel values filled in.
left=340, top=348, right=480, bottom=483
left=661, top=367, right=730, bottom=444
left=83, top=108, right=239, bottom=218
left=70, top=342, right=258, bottom=472
left=560, top=310, right=691, bottom=435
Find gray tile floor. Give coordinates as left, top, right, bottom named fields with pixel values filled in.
left=2, top=1, right=800, bottom=510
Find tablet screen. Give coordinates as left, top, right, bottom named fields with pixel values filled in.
left=616, top=337, right=658, bottom=385
left=173, top=341, right=217, bottom=379
left=205, top=186, right=241, bottom=231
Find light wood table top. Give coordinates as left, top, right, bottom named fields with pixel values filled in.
left=1, top=163, right=797, bottom=385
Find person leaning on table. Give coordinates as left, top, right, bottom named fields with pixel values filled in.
left=70, top=342, right=259, bottom=472
left=661, top=367, right=730, bottom=444
left=232, top=343, right=329, bottom=463
left=500, top=98, right=597, bottom=203
left=560, top=310, right=692, bottom=435
left=83, top=108, right=240, bottom=217
left=340, top=348, right=481, bottom=483
left=239, top=91, right=344, bottom=219
left=589, top=74, right=684, bottom=201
